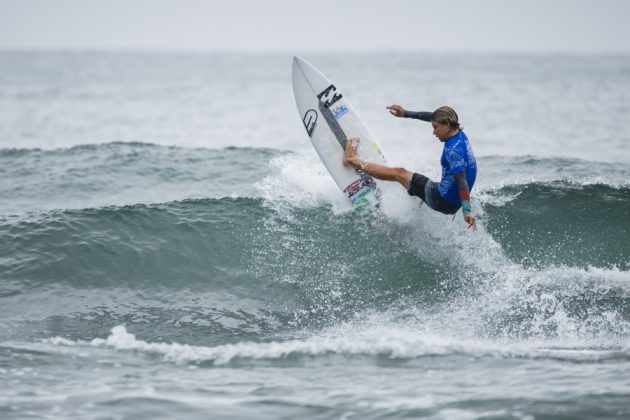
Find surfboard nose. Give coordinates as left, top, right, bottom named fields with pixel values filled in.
left=292, top=56, right=299, bottom=79
left=293, top=56, right=307, bottom=68
left=292, top=56, right=308, bottom=81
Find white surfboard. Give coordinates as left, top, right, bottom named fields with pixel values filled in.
left=291, top=56, right=387, bottom=211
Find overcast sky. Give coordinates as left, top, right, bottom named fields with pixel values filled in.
left=1, top=0, right=629, bottom=53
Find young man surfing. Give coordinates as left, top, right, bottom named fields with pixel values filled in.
left=343, top=105, right=477, bottom=230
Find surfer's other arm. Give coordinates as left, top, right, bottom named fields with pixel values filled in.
left=387, top=104, right=433, bottom=122
left=455, top=171, right=476, bottom=230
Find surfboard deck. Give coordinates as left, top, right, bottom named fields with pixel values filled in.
left=291, top=56, right=387, bottom=211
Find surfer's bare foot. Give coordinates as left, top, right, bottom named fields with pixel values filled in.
left=343, top=138, right=361, bottom=168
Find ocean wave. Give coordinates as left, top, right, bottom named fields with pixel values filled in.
left=482, top=181, right=630, bottom=269
left=0, top=196, right=445, bottom=336
left=0, top=197, right=271, bottom=288
left=0, top=142, right=281, bottom=215
left=477, top=155, right=630, bottom=189
left=2, top=188, right=628, bottom=332
left=1, top=149, right=629, bottom=345
left=3, top=145, right=629, bottom=217
left=3, top=179, right=626, bottom=292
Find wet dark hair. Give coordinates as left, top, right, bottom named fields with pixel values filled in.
left=432, top=106, right=462, bottom=130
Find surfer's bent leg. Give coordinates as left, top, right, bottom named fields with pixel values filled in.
left=343, top=138, right=412, bottom=188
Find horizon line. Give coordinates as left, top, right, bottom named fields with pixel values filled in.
left=1, top=46, right=629, bottom=57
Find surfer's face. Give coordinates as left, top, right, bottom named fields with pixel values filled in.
left=431, top=121, right=451, bottom=142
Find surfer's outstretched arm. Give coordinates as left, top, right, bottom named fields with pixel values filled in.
left=454, top=171, right=477, bottom=230
left=387, top=104, right=433, bottom=121
left=343, top=138, right=412, bottom=189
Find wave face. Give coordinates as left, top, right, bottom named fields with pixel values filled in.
left=0, top=195, right=451, bottom=344
left=484, top=182, right=630, bottom=270
left=2, top=145, right=629, bottom=348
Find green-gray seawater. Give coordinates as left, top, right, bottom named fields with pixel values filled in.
left=1, top=52, right=630, bottom=419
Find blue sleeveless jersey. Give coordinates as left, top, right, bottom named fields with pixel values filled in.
left=438, top=131, right=477, bottom=205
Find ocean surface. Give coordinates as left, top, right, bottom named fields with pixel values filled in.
left=1, top=51, right=629, bottom=419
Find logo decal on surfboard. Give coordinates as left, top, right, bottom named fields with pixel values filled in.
left=302, top=109, right=318, bottom=137
left=332, top=104, right=349, bottom=120
left=343, top=178, right=377, bottom=211
left=317, top=84, right=343, bottom=108
left=343, top=178, right=371, bottom=197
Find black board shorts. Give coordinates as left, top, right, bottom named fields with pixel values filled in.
left=407, top=173, right=461, bottom=215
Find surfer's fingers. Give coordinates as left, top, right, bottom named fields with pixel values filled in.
left=465, top=215, right=477, bottom=231
left=387, top=105, right=404, bottom=116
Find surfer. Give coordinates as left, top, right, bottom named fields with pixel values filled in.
left=343, top=105, right=477, bottom=230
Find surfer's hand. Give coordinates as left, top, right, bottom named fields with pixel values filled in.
left=387, top=104, right=406, bottom=118
left=343, top=138, right=361, bottom=168
left=464, top=214, right=477, bottom=231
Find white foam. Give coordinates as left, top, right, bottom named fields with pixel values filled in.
left=45, top=322, right=629, bottom=367
left=248, top=138, right=630, bottom=354
left=474, top=189, right=521, bottom=207
left=378, top=181, right=630, bottom=345
left=255, top=151, right=352, bottom=214
left=253, top=142, right=442, bottom=222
